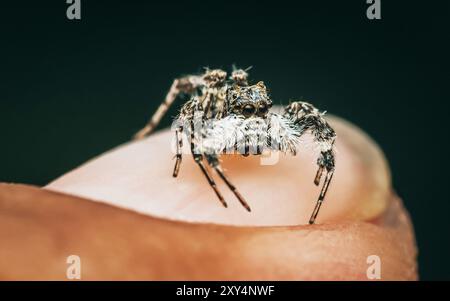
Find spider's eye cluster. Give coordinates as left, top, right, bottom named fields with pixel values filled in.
left=242, top=104, right=256, bottom=117
left=240, top=102, right=271, bottom=117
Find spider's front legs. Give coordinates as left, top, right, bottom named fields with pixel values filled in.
left=206, top=155, right=251, bottom=212
left=189, top=118, right=228, bottom=208
left=193, top=153, right=228, bottom=208
left=284, top=101, right=336, bottom=224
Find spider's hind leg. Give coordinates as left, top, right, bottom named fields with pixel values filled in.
left=134, top=75, right=204, bottom=140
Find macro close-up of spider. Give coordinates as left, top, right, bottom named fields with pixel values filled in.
left=7, top=0, right=450, bottom=283
left=134, top=67, right=337, bottom=224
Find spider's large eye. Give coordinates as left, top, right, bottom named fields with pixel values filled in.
left=242, top=104, right=256, bottom=117
left=258, top=103, right=269, bottom=115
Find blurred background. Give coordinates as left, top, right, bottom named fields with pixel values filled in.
left=0, top=0, right=449, bottom=280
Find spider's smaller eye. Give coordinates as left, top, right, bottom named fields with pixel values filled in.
left=242, top=104, right=256, bottom=117
left=258, top=103, right=269, bottom=115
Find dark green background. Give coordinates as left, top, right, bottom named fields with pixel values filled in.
left=1, top=1, right=449, bottom=279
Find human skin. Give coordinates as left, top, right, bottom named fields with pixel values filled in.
left=0, top=116, right=417, bottom=280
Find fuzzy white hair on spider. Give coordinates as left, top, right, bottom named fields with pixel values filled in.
left=134, top=67, right=336, bottom=224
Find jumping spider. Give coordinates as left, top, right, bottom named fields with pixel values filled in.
left=134, top=67, right=336, bottom=224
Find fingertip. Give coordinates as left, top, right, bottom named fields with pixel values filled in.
left=47, top=116, right=391, bottom=226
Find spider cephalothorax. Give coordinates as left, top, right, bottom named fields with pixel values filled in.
left=228, top=82, right=273, bottom=118
left=134, top=67, right=336, bottom=224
